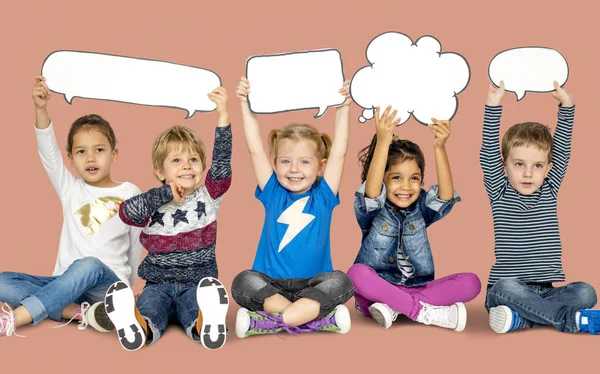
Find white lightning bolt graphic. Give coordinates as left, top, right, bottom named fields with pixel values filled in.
left=277, top=196, right=315, bottom=253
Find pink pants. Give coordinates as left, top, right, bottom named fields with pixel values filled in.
left=347, top=264, right=481, bottom=320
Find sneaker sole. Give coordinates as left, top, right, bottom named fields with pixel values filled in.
left=196, top=277, right=229, bottom=350
left=489, top=305, right=512, bottom=333
left=88, top=302, right=114, bottom=333
left=334, top=305, right=351, bottom=334
left=104, top=281, right=145, bottom=351
left=368, top=304, right=391, bottom=329
left=235, top=308, right=251, bottom=339
left=454, top=302, right=467, bottom=332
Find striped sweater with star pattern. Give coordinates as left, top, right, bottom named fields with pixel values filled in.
left=119, top=124, right=232, bottom=284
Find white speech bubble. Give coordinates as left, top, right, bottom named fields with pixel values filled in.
left=41, top=50, right=222, bottom=118
left=350, top=32, right=470, bottom=126
left=489, top=47, right=569, bottom=101
left=246, top=49, right=345, bottom=118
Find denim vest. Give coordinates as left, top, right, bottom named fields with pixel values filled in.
left=353, top=182, right=460, bottom=287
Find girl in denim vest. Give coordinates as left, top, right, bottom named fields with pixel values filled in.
left=347, top=106, right=481, bottom=331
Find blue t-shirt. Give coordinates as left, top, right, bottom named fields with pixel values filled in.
left=251, top=172, right=340, bottom=279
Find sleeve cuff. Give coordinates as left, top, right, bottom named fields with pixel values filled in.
left=355, top=181, right=387, bottom=212
left=425, top=185, right=461, bottom=212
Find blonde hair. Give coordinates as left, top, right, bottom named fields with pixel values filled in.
left=502, top=122, right=553, bottom=163
left=152, top=125, right=206, bottom=184
left=268, top=124, right=332, bottom=159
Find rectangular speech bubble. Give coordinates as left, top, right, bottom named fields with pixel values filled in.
left=246, top=49, right=345, bottom=118
left=42, top=50, right=221, bottom=118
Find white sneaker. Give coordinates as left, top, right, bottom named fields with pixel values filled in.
left=0, top=304, right=23, bottom=337
left=86, top=301, right=115, bottom=332
left=368, top=303, right=398, bottom=329
left=416, top=301, right=467, bottom=332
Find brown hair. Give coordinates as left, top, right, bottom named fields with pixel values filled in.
left=151, top=125, right=206, bottom=184
left=358, top=134, right=426, bottom=184
left=502, top=122, right=553, bottom=163
left=67, top=114, right=116, bottom=154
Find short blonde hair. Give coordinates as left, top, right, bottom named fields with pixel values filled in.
left=502, top=122, right=553, bottom=163
left=152, top=126, right=206, bottom=183
left=268, top=123, right=332, bottom=161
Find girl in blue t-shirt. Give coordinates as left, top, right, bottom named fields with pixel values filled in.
left=231, top=77, right=355, bottom=338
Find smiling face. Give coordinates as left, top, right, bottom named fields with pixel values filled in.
left=155, top=144, right=205, bottom=195
left=384, top=159, right=423, bottom=209
left=274, top=138, right=326, bottom=194
left=504, top=145, right=552, bottom=195
left=68, top=129, right=118, bottom=188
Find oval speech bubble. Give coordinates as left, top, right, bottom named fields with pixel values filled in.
left=41, top=51, right=222, bottom=118
left=488, top=47, right=569, bottom=101
left=246, top=49, right=346, bottom=118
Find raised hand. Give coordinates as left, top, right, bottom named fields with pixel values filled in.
left=207, top=87, right=229, bottom=115
left=551, top=81, right=574, bottom=107
left=338, top=80, right=352, bottom=107
left=236, top=77, right=250, bottom=102
left=429, top=118, right=451, bottom=148
left=486, top=80, right=507, bottom=107
left=374, top=105, right=401, bottom=145
left=32, top=76, right=51, bottom=109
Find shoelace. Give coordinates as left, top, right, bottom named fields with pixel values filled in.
left=252, top=312, right=302, bottom=338
left=0, top=304, right=24, bottom=338
left=306, top=314, right=337, bottom=332
left=52, top=302, right=90, bottom=331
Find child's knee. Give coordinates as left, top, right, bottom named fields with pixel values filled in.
left=70, top=257, right=105, bottom=275
left=347, top=263, right=371, bottom=282
left=463, top=272, right=482, bottom=299
left=0, top=272, right=18, bottom=286
left=570, top=282, right=597, bottom=308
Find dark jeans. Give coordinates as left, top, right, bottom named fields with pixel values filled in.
left=137, top=282, right=200, bottom=345
left=485, top=278, right=597, bottom=333
left=231, top=269, right=354, bottom=318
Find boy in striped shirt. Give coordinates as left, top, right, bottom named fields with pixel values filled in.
left=480, top=80, right=598, bottom=335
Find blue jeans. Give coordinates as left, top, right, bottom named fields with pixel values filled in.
left=0, top=257, right=120, bottom=325
left=137, top=282, right=200, bottom=345
left=485, top=278, right=597, bottom=333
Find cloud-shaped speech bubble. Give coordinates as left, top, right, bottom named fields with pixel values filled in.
left=246, top=49, right=345, bottom=118
left=488, top=47, right=569, bottom=101
left=41, top=51, right=222, bottom=118
left=350, top=32, right=470, bottom=126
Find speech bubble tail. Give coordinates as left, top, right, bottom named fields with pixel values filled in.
left=185, top=109, right=195, bottom=119
left=359, top=116, right=366, bottom=123
left=515, top=91, right=526, bottom=101
left=64, top=94, right=74, bottom=104
left=314, top=106, right=327, bottom=118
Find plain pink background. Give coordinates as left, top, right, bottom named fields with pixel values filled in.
left=1, top=0, right=598, bottom=372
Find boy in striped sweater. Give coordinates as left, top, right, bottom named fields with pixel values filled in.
left=103, top=87, right=232, bottom=350
left=481, top=80, right=598, bottom=335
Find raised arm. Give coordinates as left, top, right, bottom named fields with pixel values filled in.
left=32, top=75, right=77, bottom=200
left=205, top=87, right=232, bottom=199
left=480, top=81, right=508, bottom=201
left=428, top=118, right=454, bottom=200
left=365, top=106, right=401, bottom=198
left=547, top=82, right=575, bottom=191
left=323, top=81, right=351, bottom=195
left=236, top=77, right=272, bottom=190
